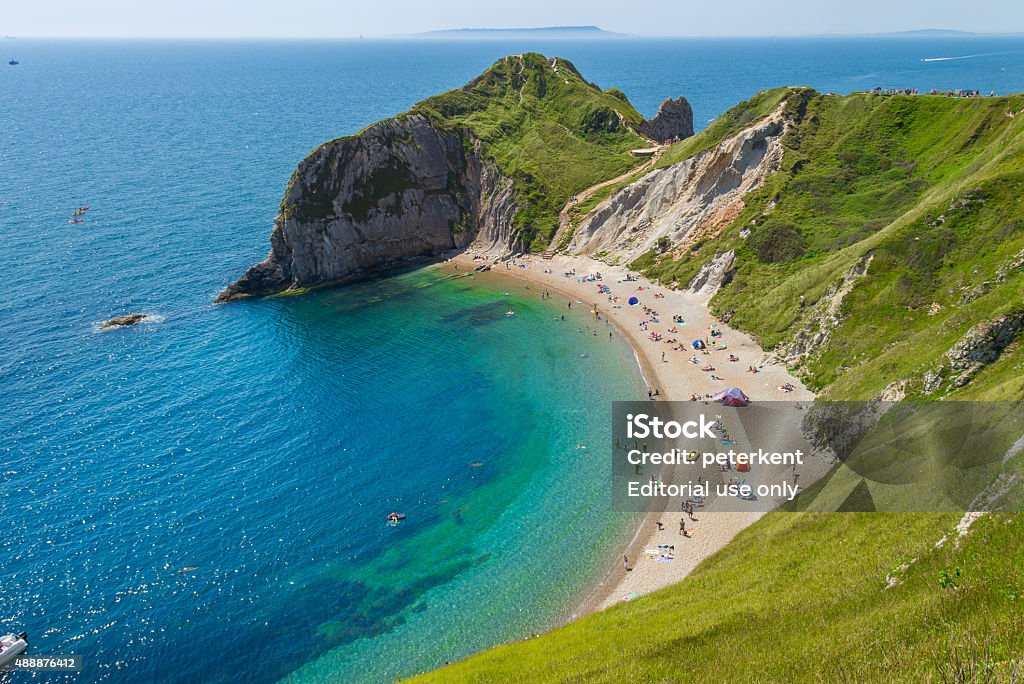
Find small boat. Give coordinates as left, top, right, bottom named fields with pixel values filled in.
left=505, top=310, right=515, bottom=317
left=69, top=219, right=84, bottom=223
left=7, top=60, right=18, bottom=66
left=0, top=632, right=29, bottom=668
left=78, top=206, right=90, bottom=211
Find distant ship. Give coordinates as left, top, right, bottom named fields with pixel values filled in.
left=8, top=59, right=18, bottom=65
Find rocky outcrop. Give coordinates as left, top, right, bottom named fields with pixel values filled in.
left=100, top=313, right=149, bottom=329
left=569, top=115, right=785, bottom=264
left=923, top=310, right=1024, bottom=393
left=637, top=97, right=694, bottom=142
left=687, top=249, right=736, bottom=298
left=774, top=251, right=875, bottom=369
left=218, top=114, right=520, bottom=302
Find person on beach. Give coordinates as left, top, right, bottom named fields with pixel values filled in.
left=679, top=518, right=686, bottom=535
left=624, top=554, right=630, bottom=571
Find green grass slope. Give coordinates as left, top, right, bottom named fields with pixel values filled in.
left=408, top=91, right=1024, bottom=682
left=414, top=53, right=650, bottom=250
left=410, top=513, right=1024, bottom=683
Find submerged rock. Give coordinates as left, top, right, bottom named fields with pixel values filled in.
left=100, top=313, right=149, bottom=329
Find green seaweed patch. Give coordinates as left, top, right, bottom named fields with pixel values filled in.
left=268, top=287, right=310, bottom=298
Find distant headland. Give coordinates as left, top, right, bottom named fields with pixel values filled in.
left=406, top=26, right=627, bottom=39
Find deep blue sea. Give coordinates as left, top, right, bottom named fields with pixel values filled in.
left=3, top=36, right=1024, bottom=683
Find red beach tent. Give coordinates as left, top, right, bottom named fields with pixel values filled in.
left=712, top=387, right=750, bottom=407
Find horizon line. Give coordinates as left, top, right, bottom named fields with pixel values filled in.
left=5, top=28, right=1024, bottom=41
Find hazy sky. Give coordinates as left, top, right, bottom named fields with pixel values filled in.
left=3, top=0, right=1021, bottom=38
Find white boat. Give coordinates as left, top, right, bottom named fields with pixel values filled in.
left=0, top=632, right=29, bottom=668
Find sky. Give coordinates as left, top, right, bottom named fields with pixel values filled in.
left=2, top=0, right=1021, bottom=38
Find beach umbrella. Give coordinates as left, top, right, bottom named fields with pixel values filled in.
left=691, top=339, right=705, bottom=350
left=712, top=387, right=750, bottom=407
left=628, top=296, right=639, bottom=305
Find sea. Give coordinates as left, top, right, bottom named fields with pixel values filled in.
left=3, top=35, right=1024, bottom=683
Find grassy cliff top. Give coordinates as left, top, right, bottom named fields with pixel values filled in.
left=413, top=53, right=650, bottom=249
left=408, top=511, right=1024, bottom=683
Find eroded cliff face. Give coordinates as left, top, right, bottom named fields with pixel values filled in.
left=568, top=115, right=785, bottom=267
left=217, top=114, right=519, bottom=301
left=637, top=97, right=694, bottom=142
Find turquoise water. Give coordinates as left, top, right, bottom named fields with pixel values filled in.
left=4, top=36, right=1024, bottom=683
left=3, top=262, right=645, bottom=683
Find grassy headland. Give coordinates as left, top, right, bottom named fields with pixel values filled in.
left=415, top=53, right=650, bottom=250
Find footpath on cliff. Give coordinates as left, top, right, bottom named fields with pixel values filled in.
left=544, top=144, right=667, bottom=257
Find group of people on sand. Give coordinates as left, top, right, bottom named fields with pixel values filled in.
left=477, top=258, right=769, bottom=392
left=626, top=294, right=749, bottom=384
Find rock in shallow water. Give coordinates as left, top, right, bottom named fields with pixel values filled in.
left=100, top=313, right=149, bottom=329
